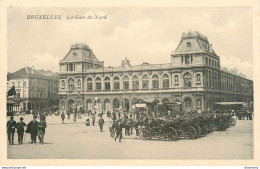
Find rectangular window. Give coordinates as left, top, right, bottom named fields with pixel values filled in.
left=133, top=81, right=139, bottom=90
left=163, top=79, right=169, bottom=88
left=114, top=82, right=120, bottom=90
left=105, top=82, right=110, bottom=90
left=96, top=82, right=101, bottom=91
left=123, top=81, right=129, bottom=90
left=18, top=82, right=20, bottom=87
left=142, top=80, right=149, bottom=89
left=152, top=80, right=159, bottom=89
left=87, top=83, right=92, bottom=91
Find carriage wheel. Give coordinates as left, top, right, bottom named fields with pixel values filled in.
left=201, top=124, right=209, bottom=135
left=230, top=118, right=236, bottom=126
left=139, top=128, right=153, bottom=140
left=195, top=125, right=202, bottom=137
left=163, top=127, right=178, bottom=141
left=184, top=126, right=197, bottom=139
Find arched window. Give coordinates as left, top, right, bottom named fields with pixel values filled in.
left=196, top=74, right=201, bottom=84
left=114, top=76, right=120, bottom=90
left=68, top=78, right=75, bottom=91
left=152, top=74, right=159, bottom=89
left=87, top=77, right=92, bottom=91
left=77, top=79, right=81, bottom=89
left=97, top=99, right=102, bottom=110
left=104, top=99, right=111, bottom=111
left=113, top=99, right=120, bottom=110
left=142, top=75, right=149, bottom=89
left=186, top=42, right=191, bottom=48
left=124, top=99, right=130, bottom=111
left=174, top=75, right=179, bottom=85
left=61, top=80, right=65, bottom=89
left=183, top=72, right=192, bottom=88
left=86, top=99, right=93, bottom=111
left=104, top=76, right=110, bottom=90
left=95, top=77, right=101, bottom=91
left=23, top=81, right=26, bottom=88
left=123, top=76, right=129, bottom=90
left=132, top=75, right=139, bottom=90
left=162, top=74, right=169, bottom=88
left=184, top=97, right=192, bottom=109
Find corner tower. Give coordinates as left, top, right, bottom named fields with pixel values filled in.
left=171, top=31, right=220, bottom=69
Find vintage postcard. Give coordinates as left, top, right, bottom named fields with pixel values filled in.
left=0, top=0, right=260, bottom=166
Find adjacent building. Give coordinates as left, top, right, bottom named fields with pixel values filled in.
left=58, top=31, right=253, bottom=113
left=7, top=67, right=59, bottom=112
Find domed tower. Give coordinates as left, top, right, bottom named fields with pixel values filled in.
left=171, top=31, right=220, bottom=69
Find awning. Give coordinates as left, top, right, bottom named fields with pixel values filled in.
left=213, top=102, right=247, bottom=105
left=7, top=100, right=15, bottom=104
left=164, top=102, right=182, bottom=105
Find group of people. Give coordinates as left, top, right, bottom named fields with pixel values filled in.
left=7, top=114, right=47, bottom=145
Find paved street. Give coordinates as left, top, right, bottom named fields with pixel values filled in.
left=7, top=115, right=253, bottom=159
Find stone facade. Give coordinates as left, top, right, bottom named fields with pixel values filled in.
left=7, top=67, right=59, bottom=111
left=58, top=31, right=253, bottom=113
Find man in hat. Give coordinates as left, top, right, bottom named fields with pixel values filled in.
left=27, top=116, right=38, bottom=144
left=98, top=115, right=105, bottom=132
left=16, top=117, right=26, bottom=144
left=7, top=116, right=16, bottom=145
left=115, top=121, right=123, bottom=142
left=61, top=112, right=65, bottom=124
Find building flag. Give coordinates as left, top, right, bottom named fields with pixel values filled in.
left=7, top=86, right=16, bottom=97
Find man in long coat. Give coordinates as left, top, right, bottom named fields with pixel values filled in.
left=27, top=116, right=38, bottom=144
left=16, top=117, right=26, bottom=144
left=7, top=116, right=16, bottom=145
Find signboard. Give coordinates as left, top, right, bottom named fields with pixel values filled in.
left=135, top=103, right=147, bottom=108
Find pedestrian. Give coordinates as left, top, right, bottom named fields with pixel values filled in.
left=7, top=116, right=16, bottom=145
left=73, top=110, right=77, bottom=122
left=67, top=111, right=70, bottom=120
left=61, top=112, right=65, bottom=124
left=38, top=118, right=47, bottom=144
left=98, top=115, right=105, bottom=132
left=92, top=113, right=96, bottom=126
left=16, top=117, right=26, bottom=144
left=115, top=121, right=123, bottom=142
left=27, top=115, right=38, bottom=144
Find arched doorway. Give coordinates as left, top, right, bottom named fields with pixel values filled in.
left=113, top=99, right=120, bottom=110
left=97, top=99, right=102, bottom=111
left=104, top=99, right=111, bottom=111
left=124, top=99, right=130, bottom=111
left=68, top=99, right=75, bottom=113
left=183, top=97, right=192, bottom=112
left=86, top=99, right=93, bottom=111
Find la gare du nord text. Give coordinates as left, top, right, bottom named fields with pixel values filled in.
left=26, top=15, right=107, bottom=20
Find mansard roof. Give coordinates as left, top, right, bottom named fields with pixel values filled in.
left=60, top=43, right=101, bottom=63
left=173, top=31, right=218, bottom=57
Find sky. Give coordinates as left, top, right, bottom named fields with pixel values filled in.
left=7, top=7, right=253, bottom=79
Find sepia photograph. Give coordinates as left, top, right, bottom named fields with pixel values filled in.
left=2, top=3, right=258, bottom=164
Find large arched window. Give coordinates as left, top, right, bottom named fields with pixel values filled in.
left=95, top=77, right=101, bottom=91
left=152, top=74, right=159, bottom=89
left=114, top=76, right=120, bottom=90
left=104, top=76, right=110, bottom=90
left=113, top=99, right=120, bottom=110
left=86, top=99, right=93, bottom=110
left=87, top=77, right=92, bottom=91
left=184, top=97, right=192, bottom=110
left=68, top=78, right=75, bottom=91
left=183, top=72, right=192, bottom=88
left=162, top=74, right=169, bottom=88
left=132, top=75, right=139, bottom=90
left=104, top=99, right=111, bottom=111
left=124, top=99, right=130, bottom=111
left=142, top=75, right=149, bottom=89
left=123, top=76, right=129, bottom=90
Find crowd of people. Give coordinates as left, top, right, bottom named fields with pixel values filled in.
left=6, top=113, right=47, bottom=145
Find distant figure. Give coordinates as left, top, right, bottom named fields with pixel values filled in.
left=67, top=111, right=70, bottom=120
left=7, top=116, right=16, bottom=145
left=98, top=116, right=105, bottom=132
left=61, top=112, right=65, bottom=124
left=115, top=121, right=123, bottom=142
left=91, top=113, right=96, bottom=126
left=27, top=116, right=38, bottom=144
left=38, top=118, right=47, bottom=144
left=16, top=117, right=26, bottom=144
